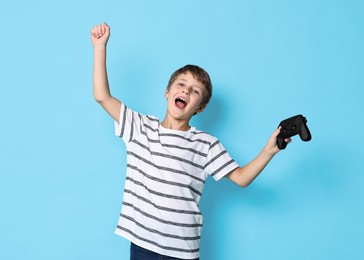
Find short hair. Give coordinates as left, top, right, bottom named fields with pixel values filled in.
left=166, top=65, right=213, bottom=106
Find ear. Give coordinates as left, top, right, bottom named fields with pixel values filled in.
left=195, top=104, right=206, bottom=114
left=164, top=89, right=169, bottom=99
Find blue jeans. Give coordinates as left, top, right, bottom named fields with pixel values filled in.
left=130, top=243, right=200, bottom=260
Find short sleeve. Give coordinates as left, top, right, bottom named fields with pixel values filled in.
left=204, top=137, right=239, bottom=181
left=114, top=103, right=143, bottom=143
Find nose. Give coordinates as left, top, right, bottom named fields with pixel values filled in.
left=182, top=88, right=190, bottom=95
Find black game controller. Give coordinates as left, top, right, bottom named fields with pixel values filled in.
left=277, top=114, right=312, bottom=150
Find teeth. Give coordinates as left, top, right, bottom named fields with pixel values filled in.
left=177, top=97, right=186, bottom=103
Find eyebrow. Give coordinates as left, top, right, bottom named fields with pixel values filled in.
left=177, top=78, right=204, bottom=90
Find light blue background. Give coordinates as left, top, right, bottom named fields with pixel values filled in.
left=1, top=0, right=363, bottom=259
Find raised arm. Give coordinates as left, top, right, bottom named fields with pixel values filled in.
left=227, top=127, right=290, bottom=187
left=91, top=23, right=121, bottom=123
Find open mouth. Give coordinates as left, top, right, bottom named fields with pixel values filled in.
left=175, top=97, right=187, bottom=109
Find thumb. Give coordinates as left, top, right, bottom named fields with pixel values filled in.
left=273, top=126, right=282, bottom=137
left=103, top=22, right=110, bottom=34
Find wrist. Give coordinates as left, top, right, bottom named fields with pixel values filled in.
left=93, top=44, right=107, bottom=51
left=262, top=146, right=277, bottom=158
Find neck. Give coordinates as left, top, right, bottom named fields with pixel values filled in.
left=161, top=118, right=191, bottom=131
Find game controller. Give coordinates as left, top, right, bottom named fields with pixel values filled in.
left=277, top=114, right=312, bottom=149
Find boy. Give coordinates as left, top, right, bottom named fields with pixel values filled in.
left=91, top=23, right=290, bottom=260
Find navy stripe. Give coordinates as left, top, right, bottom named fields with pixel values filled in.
left=145, top=123, right=208, bottom=137
left=129, top=111, right=135, bottom=142
left=146, top=115, right=159, bottom=122
left=190, top=130, right=208, bottom=135
left=160, top=143, right=207, bottom=157
left=138, top=113, right=143, bottom=136
left=127, top=151, right=205, bottom=183
left=204, top=150, right=228, bottom=169
left=121, top=213, right=201, bottom=240
left=144, top=124, right=158, bottom=132
left=142, top=125, right=209, bottom=157
left=211, top=159, right=237, bottom=177
left=210, top=139, right=220, bottom=149
left=127, top=163, right=202, bottom=196
left=116, top=226, right=200, bottom=253
left=132, top=140, right=204, bottom=169
left=124, top=189, right=202, bottom=215
left=126, top=177, right=195, bottom=202
left=141, top=124, right=211, bottom=157
left=152, top=151, right=203, bottom=169
left=122, top=202, right=202, bottom=227
left=138, top=132, right=208, bottom=157
left=159, top=133, right=211, bottom=145
left=120, top=105, right=127, bottom=137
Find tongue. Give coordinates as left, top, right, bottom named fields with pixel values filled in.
left=176, top=100, right=187, bottom=109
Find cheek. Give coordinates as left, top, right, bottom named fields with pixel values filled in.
left=196, top=96, right=205, bottom=106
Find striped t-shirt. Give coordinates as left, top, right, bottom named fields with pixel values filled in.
left=114, top=103, right=239, bottom=259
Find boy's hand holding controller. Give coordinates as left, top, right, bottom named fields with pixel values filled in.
left=276, top=115, right=312, bottom=150
left=226, top=127, right=291, bottom=187
left=265, top=127, right=292, bottom=155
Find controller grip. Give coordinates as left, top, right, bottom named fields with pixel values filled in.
left=277, top=135, right=288, bottom=150
left=299, top=124, right=312, bottom=141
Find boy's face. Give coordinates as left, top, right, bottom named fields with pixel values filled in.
left=164, top=72, right=207, bottom=121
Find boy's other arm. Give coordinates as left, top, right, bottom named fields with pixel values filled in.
left=91, top=23, right=121, bottom=123
left=226, top=127, right=290, bottom=187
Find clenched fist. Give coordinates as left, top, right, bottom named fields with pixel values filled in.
left=91, top=23, right=110, bottom=48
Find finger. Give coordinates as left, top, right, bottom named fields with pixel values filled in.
left=97, top=25, right=104, bottom=37
left=104, top=22, right=110, bottom=32
left=91, top=27, right=98, bottom=38
left=91, top=25, right=101, bottom=38
left=285, top=138, right=292, bottom=143
left=100, top=24, right=105, bottom=35
left=102, top=22, right=110, bottom=36
left=273, top=126, right=281, bottom=137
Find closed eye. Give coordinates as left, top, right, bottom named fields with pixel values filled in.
left=193, top=89, right=201, bottom=95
